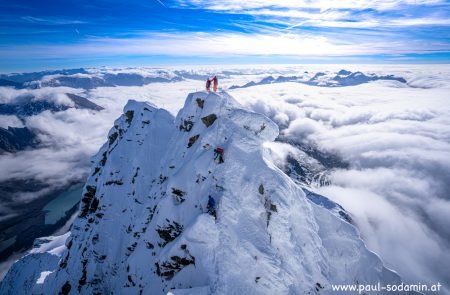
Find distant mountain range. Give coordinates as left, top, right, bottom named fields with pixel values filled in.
left=0, top=93, right=103, bottom=118
left=229, top=70, right=407, bottom=89
left=1, top=68, right=409, bottom=91
left=0, top=68, right=199, bottom=89
left=0, top=79, right=23, bottom=88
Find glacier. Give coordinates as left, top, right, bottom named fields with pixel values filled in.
left=0, top=91, right=402, bottom=294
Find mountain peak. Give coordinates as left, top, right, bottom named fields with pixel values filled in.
left=1, top=91, right=401, bottom=294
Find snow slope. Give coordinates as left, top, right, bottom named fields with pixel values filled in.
left=1, top=91, right=402, bottom=294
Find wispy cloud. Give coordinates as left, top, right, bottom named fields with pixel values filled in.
left=0, top=0, right=449, bottom=69
left=172, top=0, right=450, bottom=30
left=21, top=16, right=87, bottom=25
left=172, top=0, right=447, bottom=11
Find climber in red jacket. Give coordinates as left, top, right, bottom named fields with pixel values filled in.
left=212, top=76, right=218, bottom=92
left=214, top=147, right=224, bottom=164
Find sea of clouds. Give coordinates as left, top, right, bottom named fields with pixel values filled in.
left=230, top=66, right=450, bottom=288
left=0, top=65, right=449, bottom=289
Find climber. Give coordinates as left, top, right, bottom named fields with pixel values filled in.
left=205, top=76, right=218, bottom=92
left=214, top=147, right=224, bottom=164
left=212, top=76, right=218, bottom=92
left=206, top=195, right=216, bottom=219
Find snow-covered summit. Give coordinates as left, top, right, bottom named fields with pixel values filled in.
left=1, top=91, right=401, bottom=294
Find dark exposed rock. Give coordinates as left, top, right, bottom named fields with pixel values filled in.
left=269, top=204, right=277, bottom=212
left=159, top=174, right=168, bottom=184
left=187, top=134, right=199, bottom=148
left=127, top=275, right=136, bottom=286
left=92, top=167, right=101, bottom=176
left=201, top=114, right=217, bottom=127
left=156, top=220, right=183, bottom=247
left=0, top=127, right=38, bottom=153
left=258, top=184, right=264, bottom=195
left=264, top=199, right=277, bottom=227
left=61, top=281, right=71, bottom=295
left=66, top=239, right=73, bottom=250
left=89, top=198, right=100, bottom=213
left=171, top=188, right=186, bottom=203
left=125, top=110, right=134, bottom=125
left=65, top=93, right=104, bottom=111
left=108, top=132, right=118, bottom=146
left=79, top=186, right=97, bottom=218
left=78, top=259, right=88, bottom=291
left=127, top=242, right=138, bottom=253
left=132, top=167, right=140, bottom=184
left=100, top=151, right=108, bottom=167
left=105, top=180, right=124, bottom=186
left=179, top=119, right=194, bottom=132
left=156, top=246, right=195, bottom=280
left=196, top=98, right=204, bottom=108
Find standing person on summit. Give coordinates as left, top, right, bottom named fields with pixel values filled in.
left=212, top=76, right=218, bottom=92
left=205, top=76, right=218, bottom=92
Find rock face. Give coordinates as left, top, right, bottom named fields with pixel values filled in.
left=0, top=91, right=401, bottom=294
left=65, top=93, right=104, bottom=111
left=0, top=126, right=38, bottom=153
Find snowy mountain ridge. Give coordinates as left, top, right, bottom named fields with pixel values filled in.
left=1, top=91, right=402, bottom=294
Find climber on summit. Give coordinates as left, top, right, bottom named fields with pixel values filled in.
left=205, top=76, right=218, bottom=92
left=214, top=147, right=224, bottom=164
left=207, top=195, right=216, bottom=219
left=212, top=76, right=218, bottom=92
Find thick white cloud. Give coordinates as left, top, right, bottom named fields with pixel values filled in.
left=316, top=184, right=450, bottom=284
left=284, top=117, right=327, bottom=138
left=0, top=115, right=23, bottom=128
left=1, top=65, right=449, bottom=289
left=0, top=86, right=79, bottom=106
left=228, top=65, right=450, bottom=289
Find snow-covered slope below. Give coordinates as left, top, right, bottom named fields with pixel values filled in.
left=1, top=91, right=402, bottom=294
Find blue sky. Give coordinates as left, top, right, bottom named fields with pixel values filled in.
left=0, top=0, right=449, bottom=71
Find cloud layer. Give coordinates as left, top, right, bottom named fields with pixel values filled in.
left=229, top=66, right=450, bottom=288
left=0, top=65, right=449, bottom=290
